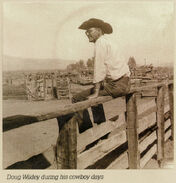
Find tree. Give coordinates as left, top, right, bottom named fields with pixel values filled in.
left=78, top=60, right=85, bottom=69
left=86, top=57, right=94, bottom=68
left=67, top=64, right=77, bottom=72
left=128, top=57, right=136, bottom=69
left=128, top=57, right=137, bottom=76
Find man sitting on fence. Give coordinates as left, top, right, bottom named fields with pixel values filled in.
left=57, top=18, right=131, bottom=133
left=55, top=18, right=131, bottom=168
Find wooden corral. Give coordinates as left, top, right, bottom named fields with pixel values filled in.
left=26, top=74, right=38, bottom=101
left=56, top=73, right=71, bottom=100
left=3, top=81, right=173, bottom=169
left=25, top=72, right=58, bottom=101
left=44, top=73, right=55, bottom=100
left=130, top=64, right=172, bottom=81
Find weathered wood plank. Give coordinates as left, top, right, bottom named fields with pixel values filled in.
left=139, top=125, right=157, bottom=143
left=141, top=80, right=159, bottom=84
left=107, top=152, right=128, bottom=169
left=138, top=106, right=157, bottom=120
left=126, top=93, right=140, bottom=169
left=165, top=129, right=171, bottom=142
left=141, top=89, right=157, bottom=97
left=108, top=123, right=126, bottom=138
left=77, top=130, right=126, bottom=169
left=77, top=113, right=126, bottom=153
left=139, top=131, right=157, bottom=153
left=130, top=81, right=172, bottom=93
left=164, top=119, right=171, bottom=131
left=164, top=111, right=170, bottom=121
left=140, top=144, right=157, bottom=168
left=103, top=97, right=126, bottom=119
left=164, top=104, right=170, bottom=113
left=168, top=83, right=174, bottom=140
left=138, top=112, right=156, bottom=134
left=156, top=86, right=165, bottom=166
left=137, top=98, right=156, bottom=116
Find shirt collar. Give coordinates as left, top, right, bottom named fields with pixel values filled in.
left=95, top=35, right=105, bottom=43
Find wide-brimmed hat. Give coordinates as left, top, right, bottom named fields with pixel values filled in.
left=78, top=18, right=113, bottom=34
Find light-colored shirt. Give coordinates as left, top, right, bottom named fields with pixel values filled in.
left=93, top=35, right=130, bottom=83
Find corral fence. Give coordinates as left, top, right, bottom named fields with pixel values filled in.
left=25, top=72, right=71, bottom=101
left=3, top=80, right=173, bottom=169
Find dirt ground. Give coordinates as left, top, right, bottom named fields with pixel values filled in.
left=3, top=95, right=174, bottom=169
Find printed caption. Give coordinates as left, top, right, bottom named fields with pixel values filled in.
left=7, top=173, right=104, bottom=181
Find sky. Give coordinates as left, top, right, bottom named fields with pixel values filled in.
left=2, top=0, right=175, bottom=69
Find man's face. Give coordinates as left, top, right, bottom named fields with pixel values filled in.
left=85, top=27, right=101, bottom=42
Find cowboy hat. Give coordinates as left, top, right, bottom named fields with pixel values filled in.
left=78, top=18, right=113, bottom=34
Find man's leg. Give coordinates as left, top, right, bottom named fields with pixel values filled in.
left=92, top=77, right=130, bottom=124
left=91, top=86, right=109, bottom=124
left=91, top=103, right=106, bottom=124
left=72, top=87, right=94, bottom=133
left=72, top=86, right=108, bottom=127
left=72, top=87, right=94, bottom=102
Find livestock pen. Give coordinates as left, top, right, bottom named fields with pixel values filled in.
left=3, top=81, right=173, bottom=169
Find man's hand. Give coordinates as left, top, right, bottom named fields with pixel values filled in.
left=88, top=92, right=99, bottom=100
left=88, top=82, right=101, bottom=100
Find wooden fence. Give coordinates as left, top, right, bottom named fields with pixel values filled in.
left=3, top=81, right=173, bottom=169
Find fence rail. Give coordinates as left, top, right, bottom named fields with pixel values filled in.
left=3, top=80, right=173, bottom=169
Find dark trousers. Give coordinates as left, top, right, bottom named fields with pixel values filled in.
left=57, top=76, right=130, bottom=133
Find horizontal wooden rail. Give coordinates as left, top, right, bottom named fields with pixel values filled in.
left=3, top=81, right=173, bottom=132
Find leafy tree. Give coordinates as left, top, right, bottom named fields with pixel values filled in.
left=78, top=60, right=85, bottom=69
left=128, top=57, right=136, bottom=70
left=86, top=57, right=94, bottom=68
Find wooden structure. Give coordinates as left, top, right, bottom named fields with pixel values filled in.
left=26, top=73, right=55, bottom=101
left=3, top=81, right=173, bottom=169
left=35, top=73, right=45, bottom=100
left=26, top=74, right=38, bottom=101
left=44, top=73, right=54, bottom=100
left=56, top=73, right=71, bottom=100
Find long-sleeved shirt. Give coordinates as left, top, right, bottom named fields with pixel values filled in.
left=93, top=35, right=130, bottom=83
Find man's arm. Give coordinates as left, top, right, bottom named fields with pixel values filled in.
left=88, top=38, right=106, bottom=100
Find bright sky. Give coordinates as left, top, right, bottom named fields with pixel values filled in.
left=3, top=0, right=174, bottom=67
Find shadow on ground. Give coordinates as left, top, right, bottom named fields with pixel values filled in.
left=6, top=154, right=51, bottom=169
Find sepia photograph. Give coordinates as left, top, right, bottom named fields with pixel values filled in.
left=1, top=0, right=174, bottom=175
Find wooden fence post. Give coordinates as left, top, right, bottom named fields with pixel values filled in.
left=126, top=93, right=140, bottom=169
left=156, top=85, right=165, bottom=167
left=56, top=114, right=77, bottom=169
left=168, top=83, right=174, bottom=140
